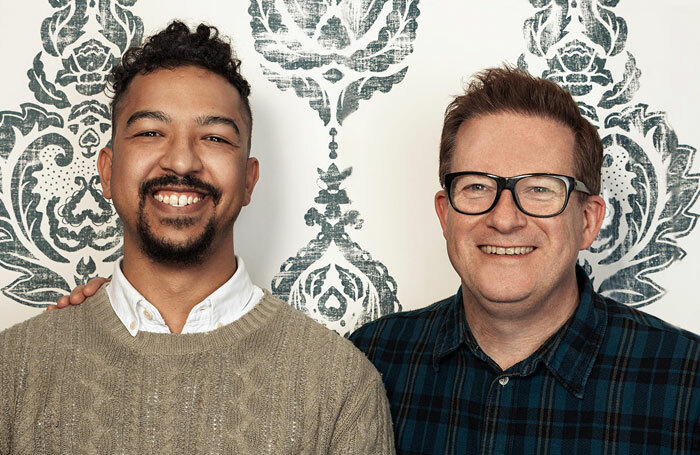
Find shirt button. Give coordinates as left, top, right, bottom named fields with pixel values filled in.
left=129, top=321, right=137, bottom=331
left=143, top=310, right=153, bottom=320
left=499, top=377, right=509, bottom=386
left=216, top=322, right=223, bottom=328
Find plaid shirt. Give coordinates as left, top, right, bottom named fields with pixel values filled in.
left=350, top=267, right=700, bottom=454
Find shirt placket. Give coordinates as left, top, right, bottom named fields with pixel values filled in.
left=480, top=372, right=516, bottom=455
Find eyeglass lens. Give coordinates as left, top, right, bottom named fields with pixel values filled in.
left=450, top=174, right=569, bottom=216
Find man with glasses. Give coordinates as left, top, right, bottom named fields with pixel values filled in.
left=351, top=66, right=700, bottom=453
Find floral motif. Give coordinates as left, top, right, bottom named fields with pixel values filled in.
left=250, top=0, right=420, bottom=126
left=0, top=0, right=142, bottom=306
left=57, top=39, right=116, bottom=96
left=273, top=160, right=400, bottom=336
left=520, top=0, right=699, bottom=306
left=250, top=1, right=413, bottom=328
left=543, top=40, right=612, bottom=96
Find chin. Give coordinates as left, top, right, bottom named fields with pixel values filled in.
left=138, top=216, right=216, bottom=267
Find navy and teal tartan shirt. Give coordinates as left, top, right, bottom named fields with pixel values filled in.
left=350, top=267, right=700, bottom=454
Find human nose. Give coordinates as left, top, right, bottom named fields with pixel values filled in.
left=158, top=134, right=203, bottom=175
left=485, top=188, right=527, bottom=232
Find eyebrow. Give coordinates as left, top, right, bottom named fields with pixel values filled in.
left=125, top=110, right=170, bottom=127
left=196, top=115, right=241, bottom=138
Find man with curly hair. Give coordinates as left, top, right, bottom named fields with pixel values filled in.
left=0, top=21, right=394, bottom=454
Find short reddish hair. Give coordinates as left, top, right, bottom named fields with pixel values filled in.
left=439, top=66, right=603, bottom=194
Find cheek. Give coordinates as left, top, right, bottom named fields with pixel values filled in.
left=445, top=217, right=476, bottom=256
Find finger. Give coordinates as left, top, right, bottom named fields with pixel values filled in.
left=56, top=296, right=70, bottom=308
left=46, top=304, right=57, bottom=311
left=68, top=285, right=87, bottom=305
left=83, top=277, right=110, bottom=297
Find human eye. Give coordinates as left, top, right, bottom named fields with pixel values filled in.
left=519, top=177, right=563, bottom=200
left=204, top=135, right=232, bottom=145
left=133, top=130, right=162, bottom=138
left=466, top=183, right=488, bottom=192
left=454, top=176, right=494, bottom=198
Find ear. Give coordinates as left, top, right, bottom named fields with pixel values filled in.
left=578, top=194, right=606, bottom=250
left=435, top=189, right=450, bottom=239
left=97, top=147, right=114, bottom=199
left=242, top=157, right=259, bottom=206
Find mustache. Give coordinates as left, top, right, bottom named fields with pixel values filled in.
left=139, top=174, right=222, bottom=205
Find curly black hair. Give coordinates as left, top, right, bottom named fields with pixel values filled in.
left=110, top=21, right=252, bottom=148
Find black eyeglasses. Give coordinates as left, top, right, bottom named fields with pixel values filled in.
left=444, top=172, right=592, bottom=218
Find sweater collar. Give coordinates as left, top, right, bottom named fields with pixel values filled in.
left=88, top=287, right=285, bottom=355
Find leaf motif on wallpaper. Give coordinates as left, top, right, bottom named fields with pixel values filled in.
left=41, top=1, right=89, bottom=57
left=262, top=66, right=332, bottom=125
left=27, top=54, right=71, bottom=109
left=97, top=0, right=144, bottom=53
left=337, top=67, right=407, bottom=125
left=589, top=3, right=627, bottom=56
left=523, top=3, right=568, bottom=57
left=598, top=52, right=641, bottom=109
left=577, top=101, right=599, bottom=123
left=0, top=104, right=63, bottom=160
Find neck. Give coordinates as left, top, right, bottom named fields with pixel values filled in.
left=120, top=234, right=237, bottom=334
left=463, top=274, right=580, bottom=371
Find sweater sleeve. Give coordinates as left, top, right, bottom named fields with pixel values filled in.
left=0, top=326, right=19, bottom=455
left=328, top=368, right=395, bottom=455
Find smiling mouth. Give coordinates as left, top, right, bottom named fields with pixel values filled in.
left=153, top=190, right=206, bottom=208
left=479, top=245, right=535, bottom=255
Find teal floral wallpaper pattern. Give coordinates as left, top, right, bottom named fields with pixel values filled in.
left=0, top=0, right=697, bottom=333
left=250, top=0, right=419, bottom=334
left=0, top=0, right=142, bottom=306
left=518, top=0, right=699, bottom=306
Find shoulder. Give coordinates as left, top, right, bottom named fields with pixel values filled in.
left=350, top=294, right=454, bottom=340
left=349, top=294, right=455, bottom=353
left=260, top=293, right=383, bottom=382
left=599, top=294, right=700, bottom=358
left=0, top=291, right=110, bottom=352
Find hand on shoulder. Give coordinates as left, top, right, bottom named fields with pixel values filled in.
left=46, top=277, right=110, bottom=311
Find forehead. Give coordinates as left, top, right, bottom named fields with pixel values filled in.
left=115, top=66, right=246, bottom=132
left=452, top=112, right=576, bottom=177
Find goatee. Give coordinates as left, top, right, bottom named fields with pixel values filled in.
left=136, top=174, right=221, bottom=266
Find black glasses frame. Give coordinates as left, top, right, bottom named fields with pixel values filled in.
left=443, top=171, right=592, bottom=218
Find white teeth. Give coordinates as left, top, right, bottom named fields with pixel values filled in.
left=480, top=245, right=534, bottom=255
left=154, top=193, right=203, bottom=207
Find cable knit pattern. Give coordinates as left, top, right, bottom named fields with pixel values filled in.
left=0, top=289, right=394, bottom=454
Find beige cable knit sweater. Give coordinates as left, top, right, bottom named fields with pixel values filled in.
left=0, top=289, right=394, bottom=454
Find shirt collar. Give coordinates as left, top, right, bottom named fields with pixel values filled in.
left=107, top=256, right=261, bottom=336
left=433, top=289, right=469, bottom=371
left=433, top=265, right=607, bottom=398
left=538, top=265, right=607, bottom=398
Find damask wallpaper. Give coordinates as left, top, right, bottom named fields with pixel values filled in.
left=1, top=1, right=698, bottom=334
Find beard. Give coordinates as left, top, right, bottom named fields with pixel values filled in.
left=135, top=175, right=221, bottom=267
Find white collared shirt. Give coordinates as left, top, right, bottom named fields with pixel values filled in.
left=106, top=257, right=263, bottom=336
